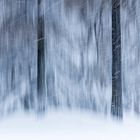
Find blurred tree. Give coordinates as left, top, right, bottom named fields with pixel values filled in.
left=37, top=0, right=45, bottom=112
left=111, top=0, right=123, bottom=118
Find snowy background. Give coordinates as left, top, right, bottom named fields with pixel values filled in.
left=0, top=110, right=140, bottom=140
left=0, top=0, right=140, bottom=139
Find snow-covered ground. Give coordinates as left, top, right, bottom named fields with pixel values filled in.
left=0, top=110, right=140, bottom=140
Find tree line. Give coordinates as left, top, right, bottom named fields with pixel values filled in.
left=37, top=0, right=123, bottom=118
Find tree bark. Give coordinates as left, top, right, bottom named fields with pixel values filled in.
left=37, top=0, right=45, bottom=111
left=111, top=0, right=123, bottom=118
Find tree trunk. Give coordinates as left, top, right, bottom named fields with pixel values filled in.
left=37, top=0, right=45, bottom=111
left=111, top=0, right=123, bottom=118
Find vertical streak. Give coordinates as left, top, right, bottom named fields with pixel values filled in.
left=37, top=0, right=45, bottom=111
left=111, top=0, right=123, bottom=118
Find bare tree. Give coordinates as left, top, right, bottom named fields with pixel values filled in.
left=111, top=0, right=123, bottom=118
left=37, top=0, right=45, bottom=111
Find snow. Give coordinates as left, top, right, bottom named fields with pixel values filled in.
left=0, top=111, right=140, bottom=140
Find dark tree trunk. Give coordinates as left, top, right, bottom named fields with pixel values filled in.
left=111, top=0, right=123, bottom=118
left=37, top=0, right=45, bottom=111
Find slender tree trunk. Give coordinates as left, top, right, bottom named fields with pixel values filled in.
left=111, top=0, right=123, bottom=118
left=37, top=0, right=45, bottom=111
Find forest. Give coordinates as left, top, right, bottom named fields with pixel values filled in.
left=0, top=0, right=140, bottom=118
left=1, top=0, right=140, bottom=139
